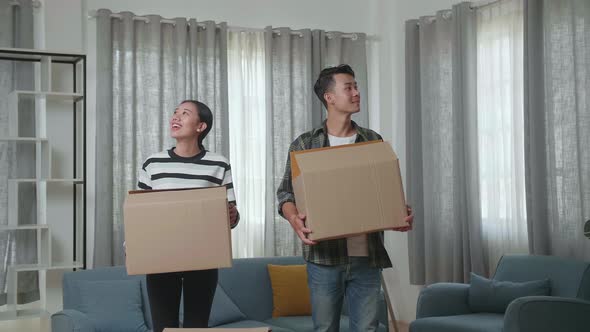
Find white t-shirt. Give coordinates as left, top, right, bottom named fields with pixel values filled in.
left=327, top=133, right=369, bottom=257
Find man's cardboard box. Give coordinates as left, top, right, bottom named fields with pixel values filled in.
left=291, top=141, right=407, bottom=241
left=164, top=329, right=270, bottom=332
left=124, top=186, right=232, bottom=275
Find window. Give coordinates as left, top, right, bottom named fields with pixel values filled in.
left=476, top=0, right=528, bottom=272
left=227, top=30, right=267, bottom=258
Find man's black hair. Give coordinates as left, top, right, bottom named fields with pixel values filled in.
left=313, top=64, right=355, bottom=108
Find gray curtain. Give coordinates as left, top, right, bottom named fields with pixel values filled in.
left=524, top=0, right=590, bottom=259
left=0, top=0, right=36, bottom=305
left=406, top=3, right=487, bottom=284
left=264, top=27, right=313, bottom=257
left=264, top=27, right=369, bottom=256
left=94, top=9, right=229, bottom=266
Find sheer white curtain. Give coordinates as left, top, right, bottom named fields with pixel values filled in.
left=227, top=30, right=267, bottom=258
left=476, top=0, right=528, bottom=273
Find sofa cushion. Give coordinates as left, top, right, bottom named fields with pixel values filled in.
left=76, top=279, right=149, bottom=332
left=409, top=313, right=504, bottom=332
left=267, top=264, right=312, bottom=317
left=469, top=272, right=550, bottom=313
left=209, top=285, right=248, bottom=326
left=62, top=266, right=152, bottom=330
left=493, top=254, right=590, bottom=300
left=218, top=256, right=306, bottom=321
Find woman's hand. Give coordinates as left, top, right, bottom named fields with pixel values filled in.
left=229, top=203, right=239, bottom=228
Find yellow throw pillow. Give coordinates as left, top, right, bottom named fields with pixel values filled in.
left=267, top=264, right=312, bottom=317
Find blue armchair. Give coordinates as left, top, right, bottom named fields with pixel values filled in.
left=409, top=254, right=590, bottom=332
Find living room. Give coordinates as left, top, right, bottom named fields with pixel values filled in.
left=0, top=0, right=588, bottom=331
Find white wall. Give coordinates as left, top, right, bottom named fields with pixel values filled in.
left=34, top=0, right=464, bottom=323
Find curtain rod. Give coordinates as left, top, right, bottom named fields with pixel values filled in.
left=227, top=26, right=305, bottom=37
left=228, top=27, right=359, bottom=40
left=8, top=0, right=41, bottom=7
left=87, top=10, right=215, bottom=29
left=471, top=0, right=501, bottom=9
left=88, top=11, right=361, bottom=40
left=415, top=0, right=502, bottom=25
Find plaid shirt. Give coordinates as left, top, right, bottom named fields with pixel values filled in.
left=276, top=120, right=393, bottom=268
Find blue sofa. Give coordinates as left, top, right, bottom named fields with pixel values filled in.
left=409, top=254, right=590, bottom=332
left=52, top=256, right=389, bottom=332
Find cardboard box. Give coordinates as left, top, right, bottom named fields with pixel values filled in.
left=123, top=186, right=232, bottom=275
left=291, top=140, right=407, bottom=241
left=163, top=329, right=270, bottom=332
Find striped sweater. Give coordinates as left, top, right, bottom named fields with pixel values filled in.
left=138, top=148, right=236, bottom=204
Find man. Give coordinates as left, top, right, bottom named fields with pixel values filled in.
left=276, top=64, right=413, bottom=332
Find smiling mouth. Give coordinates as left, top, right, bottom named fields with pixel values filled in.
left=171, top=123, right=182, bottom=130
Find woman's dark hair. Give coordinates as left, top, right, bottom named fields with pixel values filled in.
left=180, top=99, right=213, bottom=150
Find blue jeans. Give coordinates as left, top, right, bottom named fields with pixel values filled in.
left=306, top=257, right=382, bottom=332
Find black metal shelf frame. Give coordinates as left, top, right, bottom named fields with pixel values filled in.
left=0, top=48, right=87, bottom=269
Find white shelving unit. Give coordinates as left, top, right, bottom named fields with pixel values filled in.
left=0, top=48, right=86, bottom=320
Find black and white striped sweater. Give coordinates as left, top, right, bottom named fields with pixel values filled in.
left=138, top=148, right=236, bottom=204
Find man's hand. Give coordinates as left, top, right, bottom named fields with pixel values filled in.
left=391, top=205, right=414, bottom=232
left=282, top=202, right=316, bottom=245
left=288, top=213, right=317, bottom=245
left=228, top=203, right=238, bottom=227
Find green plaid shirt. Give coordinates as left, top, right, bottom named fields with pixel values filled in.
left=276, top=120, right=393, bottom=268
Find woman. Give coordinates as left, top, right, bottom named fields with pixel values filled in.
left=137, top=100, right=239, bottom=332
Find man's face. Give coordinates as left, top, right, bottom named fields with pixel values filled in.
left=325, top=73, right=360, bottom=114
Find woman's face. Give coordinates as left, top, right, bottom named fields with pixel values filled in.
left=170, top=102, right=205, bottom=140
